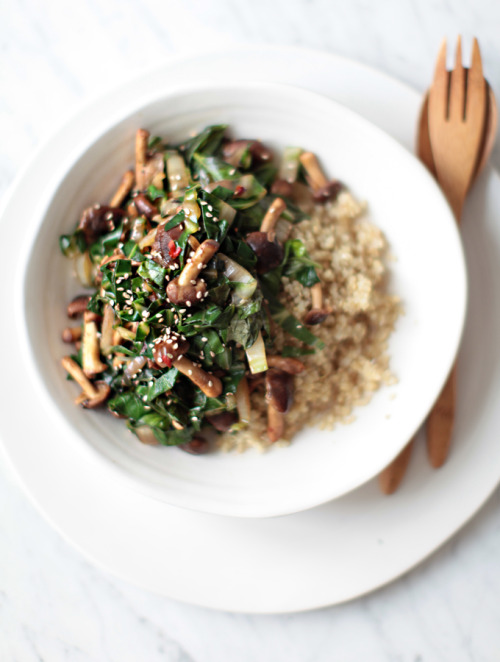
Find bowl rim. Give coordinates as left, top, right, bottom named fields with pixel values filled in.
left=16, top=80, right=467, bottom=517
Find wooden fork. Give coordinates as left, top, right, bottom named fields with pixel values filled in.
left=428, top=37, right=487, bottom=218
left=379, top=38, right=490, bottom=493
left=426, top=37, right=487, bottom=468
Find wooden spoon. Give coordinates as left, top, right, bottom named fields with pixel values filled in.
left=378, top=74, right=497, bottom=495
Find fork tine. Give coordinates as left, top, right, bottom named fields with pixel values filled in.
left=448, top=36, right=465, bottom=121
left=465, top=37, right=486, bottom=122
left=429, top=39, right=449, bottom=120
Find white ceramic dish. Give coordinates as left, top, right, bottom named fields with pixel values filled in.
left=3, top=46, right=499, bottom=612
left=19, top=81, right=466, bottom=518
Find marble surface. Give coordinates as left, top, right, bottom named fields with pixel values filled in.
left=2, top=0, right=500, bottom=659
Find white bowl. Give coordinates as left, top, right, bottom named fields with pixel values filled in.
left=18, top=82, right=466, bottom=518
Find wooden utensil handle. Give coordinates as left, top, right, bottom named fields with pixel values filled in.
left=426, top=364, right=456, bottom=468
left=378, top=438, right=415, bottom=495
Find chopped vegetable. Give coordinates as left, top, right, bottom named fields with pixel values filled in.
left=59, top=125, right=330, bottom=450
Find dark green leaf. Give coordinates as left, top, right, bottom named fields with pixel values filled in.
left=145, top=368, right=178, bottom=401
left=182, top=124, right=227, bottom=162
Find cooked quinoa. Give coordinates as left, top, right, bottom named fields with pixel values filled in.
left=219, top=190, right=400, bottom=452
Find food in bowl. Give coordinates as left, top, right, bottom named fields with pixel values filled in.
left=59, top=125, right=399, bottom=453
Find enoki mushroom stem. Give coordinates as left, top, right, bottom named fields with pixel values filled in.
left=174, top=356, right=223, bottom=398
left=260, top=198, right=286, bottom=237
left=61, top=356, right=98, bottom=399
left=135, top=129, right=149, bottom=190
left=299, top=152, right=328, bottom=191
left=311, top=282, right=323, bottom=309
left=109, top=170, right=135, bottom=208
left=178, top=239, right=219, bottom=287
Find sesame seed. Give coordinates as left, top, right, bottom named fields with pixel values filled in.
left=188, top=369, right=193, bottom=375
left=201, top=337, right=208, bottom=342
left=208, top=381, right=213, bottom=387
left=186, top=301, right=192, bottom=307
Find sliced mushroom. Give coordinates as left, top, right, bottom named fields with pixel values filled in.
left=188, top=235, right=201, bottom=250
left=61, top=327, right=82, bottom=343
left=304, top=282, right=330, bottom=325
left=174, top=356, right=223, bottom=398
left=166, top=278, right=207, bottom=305
left=206, top=411, right=238, bottom=432
left=78, top=205, right=125, bottom=244
left=123, top=356, right=147, bottom=383
left=178, top=436, right=210, bottom=455
left=82, top=311, right=107, bottom=377
left=245, top=231, right=284, bottom=273
left=266, top=355, right=305, bottom=374
left=134, top=193, right=158, bottom=219
left=299, top=152, right=343, bottom=203
left=271, top=179, right=294, bottom=198
left=81, top=381, right=111, bottom=409
left=100, top=303, right=115, bottom=356
left=235, top=376, right=251, bottom=425
left=140, top=152, right=165, bottom=190
left=245, top=198, right=286, bottom=273
left=84, top=311, right=102, bottom=324
left=222, top=139, right=273, bottom=168
left=312, top=180, right=343, bottom=203
left=153, top=337, right=190, bottom=367
left=67, top=295, right=90, bottom=319
left=267, top=405, right=285, bottom=443
left=151, top=221, right=184, bottom=268
left=265, top=368, right=294, bottom=414
left=166, top=239, right=218, bottom=305
left=177, top=239, right=219, bottom=286
left=109, top=170, right=135, bottom=208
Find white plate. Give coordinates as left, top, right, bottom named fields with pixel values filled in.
left=19, top=82, right=465, bottom=518
left=2, top=45, right=500, bottom=612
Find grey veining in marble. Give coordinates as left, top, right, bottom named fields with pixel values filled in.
left=1, top=0, right=500, bottom=660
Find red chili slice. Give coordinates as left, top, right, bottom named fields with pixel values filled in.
left=234, top=185, right=246, bottom=197
left=168, top=240, right=182, bottom=259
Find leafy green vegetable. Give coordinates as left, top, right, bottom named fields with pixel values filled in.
left=138, top=259, right=166, bottom=287
left=59, top=123, right=330, bottom=451
left=181, top=124, right=227, bottom=162
left=282, top=239, right=320, bottom=287
left=145, top=368, right=178, bottom=402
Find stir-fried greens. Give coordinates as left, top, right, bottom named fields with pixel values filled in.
left=59, top=126, right=344, bottom=453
